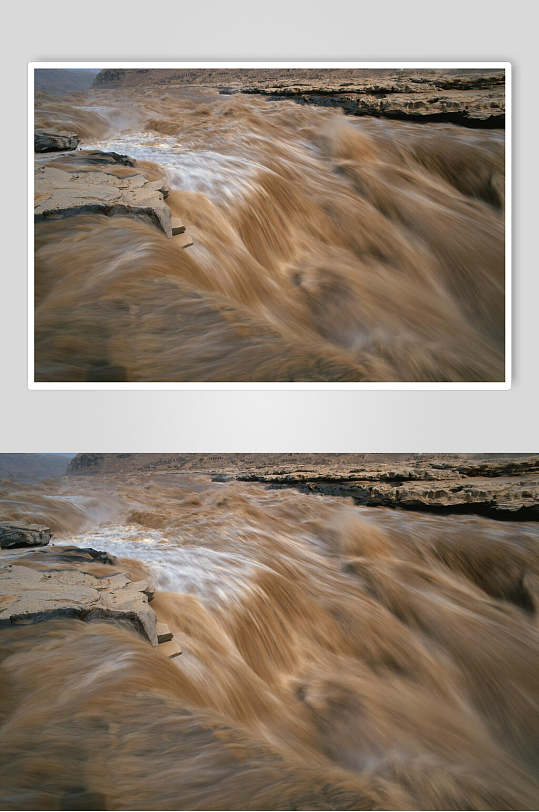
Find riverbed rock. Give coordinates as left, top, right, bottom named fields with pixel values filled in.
left=34, top=131, right=80, bottom=153
left=156, top=621, right=173, bottom=643
left=66, top=454, right=538, bottom=520
left=171, top=217, right=186, bottom=235
left=236, top=457, right=539, bottom=519
left=93, top=68, right=505, bottom=127
left=34, top=150, right=173, bottom=237
left=238, top=71, right=505, bottom=127
left=242, top=84, right=504, bottom=127
left=0, top=523, right=52, bottom=549
left=0, top=545, right=157, bottom=644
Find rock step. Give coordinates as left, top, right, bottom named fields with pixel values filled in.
left=171, top=217, right=186, bottom=235
left=34, top=151, right=173, bottom=238
left=158, top=637, right=182, bottom=659
left=156, top=621, right=173, bottom=643
left=0, top=546, right=157, bottom=645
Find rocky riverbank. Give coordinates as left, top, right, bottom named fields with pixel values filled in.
left=237, top=71, right=505, bottom=128
left=94, top=67, right=505, bottom=127
left=66, top=454, right=538, bottom=520
left=0, top=543, right=181, bottom=656
left=34, top=149, right=176, bottom=237
left=236, top=465, right=538, bottom=519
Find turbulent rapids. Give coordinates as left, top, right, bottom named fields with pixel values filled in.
left=1, top=469, right=538, bottom=809
left=34, top=78, right=506, bottom=382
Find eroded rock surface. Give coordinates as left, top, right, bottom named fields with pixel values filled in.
left=34, top=150, right=172, bottom=237
left=34, top=131, right=80, bottom=152
left=0, top=545, right=157, bottom=644
left=0, top=523, right=52, bottom=549
left=238, top=71, right=505, bottom=127
left=92, top=68, right=505, bottom=127
left=66, top=455, right=538, bottom=520
left=236, top=457, right=538, bottom=518
left=242, top=86, right=503, bottom=127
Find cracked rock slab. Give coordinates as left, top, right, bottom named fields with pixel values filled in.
left=34, top=150, right=172, bottom=237
left=0, top=546, right=157, bottom=645
left=235, top=457, right=539, bottom=519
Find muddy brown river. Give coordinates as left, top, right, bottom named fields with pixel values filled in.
left=0, top=472, right=537, bottom=809
left=34, top=87, right=505, bottom=382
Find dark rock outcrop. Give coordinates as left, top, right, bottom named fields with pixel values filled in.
left=35, top=131, right=80, bottom=153
left=0, top=523, right=52, bottom=549
left=94, top=69, right=128, bottom=87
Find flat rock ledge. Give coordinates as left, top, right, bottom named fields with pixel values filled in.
left=236, top=457, right=539, bottom=519
left=236, top=72, right=505, bottom=128
left=35, top=131, right=80, bottom=153
left=0, top=523, right=52, bottom=549
left=34, top=150, right=173, bottom=237
left=0, top=545, right=158, bottom=645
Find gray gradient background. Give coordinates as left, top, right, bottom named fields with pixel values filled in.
left=1, top=0, right=536, bottom=452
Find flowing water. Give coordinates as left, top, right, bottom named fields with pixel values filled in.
left=0, top=472, right=537, bottom=809
left=34, top=87, right=505, bottom=382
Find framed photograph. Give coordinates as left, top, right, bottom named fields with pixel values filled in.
left=1, top=452, right=537, bottom=809
left=29, top=62, right=511, bottom=389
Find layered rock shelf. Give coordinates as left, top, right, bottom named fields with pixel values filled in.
left=0, top=546, right=157, bottom=643
left=93, top=68, right=505, bottom=128
left=236, top=72, right=505, bottom=128
left=0, top=545, right=181, bottom=657
left=34, top=150, right=174, bottom=237
left=236, top=458, right=538, bottom=519
left=66, top=454, right=538, bottom=520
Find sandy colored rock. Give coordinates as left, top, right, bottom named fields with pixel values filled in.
left=0, top=545, right=157, bottom=644
left=156, top=621, right=173, bottom=643
left=236, top=458, right=539, bottom=518
left=68, top=454, right=539, bottom=519
left=171, top=217, right=186, bottom=235
left=34, top=150, right=173, bottom=237
left=94, top=68, right=505, bottom=127
left=242, top=82, right=504, bottom=127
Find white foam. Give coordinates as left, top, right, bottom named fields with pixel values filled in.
left=84, top=132, right=262, bottom=203
left=56, top=524, right=258, bottom=606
